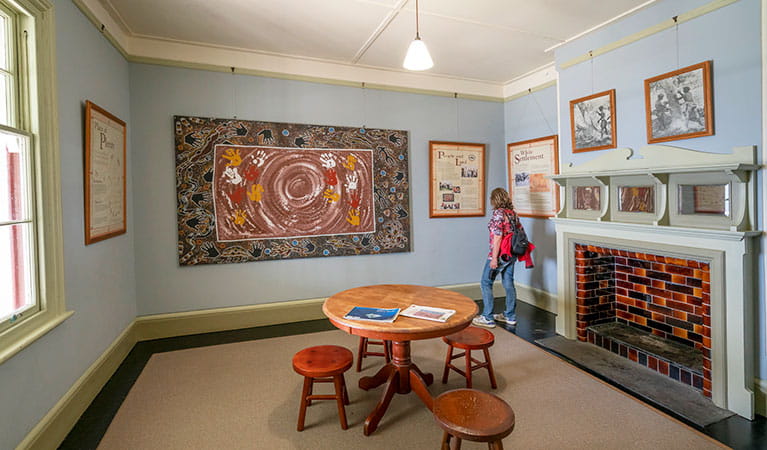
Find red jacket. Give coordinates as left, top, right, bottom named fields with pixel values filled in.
left=518, top=242, right=535, bottom=269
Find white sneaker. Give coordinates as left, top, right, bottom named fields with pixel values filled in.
left=493, top=314, right=517, bottom=326
left=472, top=316, right=496, bottom=329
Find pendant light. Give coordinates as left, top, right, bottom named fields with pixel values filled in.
left=403, top=0, right=433, bottom=71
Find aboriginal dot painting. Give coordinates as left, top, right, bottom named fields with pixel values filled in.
left=174, top=116, right=410, bottom=265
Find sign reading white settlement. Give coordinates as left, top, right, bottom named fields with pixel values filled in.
left=85, top=101, right=126, bottom=244
left=429, top=141, right=485, bottom=218
left=507, top=135, right=559, bottom=218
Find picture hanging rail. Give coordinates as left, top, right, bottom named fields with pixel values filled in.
left=174, top=116, right=410, bottom=265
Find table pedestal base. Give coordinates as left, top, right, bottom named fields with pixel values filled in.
left=358, top=340, right=434, bottom=435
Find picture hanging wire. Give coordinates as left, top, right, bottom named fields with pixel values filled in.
left=454, top=92, right=460, bottom=140
left=528, top=88, right=555, bottom=136
left=589, top=50, right=594, bottom=95
left=673, top=15, right=679, bottom=69
left=361, top=82, right=367, bottom=131
left=231, top=66, right=237, bottom=119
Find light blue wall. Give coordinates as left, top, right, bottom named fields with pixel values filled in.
left=554, top=0, right=765, bottom=377
left=503, top=85, right=559, bottom=295
left=3, top=1, right=766, bottom=446
left=0, top=0, right=137, bottom=448
left=556, top=0, right=761, bottom=164
left=129, top=64, right=505, bottom=315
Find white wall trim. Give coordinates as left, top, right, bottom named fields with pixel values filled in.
left=761, top=0, right=767, bottom=374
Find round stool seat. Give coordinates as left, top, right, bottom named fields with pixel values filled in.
left=443, top=326, right=495, bottom=349
left=433, top=388, right=515, bottom=443
left=292, top=345, right=353, bottom=378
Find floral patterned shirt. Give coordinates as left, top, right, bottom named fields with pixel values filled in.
left=487, top=208, right=514, bottom=258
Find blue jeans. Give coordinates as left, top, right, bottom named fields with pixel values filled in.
left=479, top=257, right=516, bottom=320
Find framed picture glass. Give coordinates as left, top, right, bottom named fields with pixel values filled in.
left=678, top=184, right=730, bottom=216
left=507, top=135, right=559, bottom=218
left=84, top=101, right=127, bottom=244
left=569, top=89, right=616, bottom=153
left=573, top=185, right=601, bottom=211
left=429, top=141, right=485, bottom=218
left=618, top=186, right=655, bottom=213
left=644, top=61, right=713, bottom=143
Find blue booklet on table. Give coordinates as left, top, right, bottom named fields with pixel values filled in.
left=344, top=307, right=400, bottom=323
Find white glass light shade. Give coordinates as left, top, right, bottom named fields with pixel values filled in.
left=403, top=37, right=433, bottom=71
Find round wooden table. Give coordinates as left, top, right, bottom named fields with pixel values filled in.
left=323, top=284, right=477, bottom=435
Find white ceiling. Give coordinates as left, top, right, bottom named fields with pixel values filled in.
left=91, top=0, right=655, bottom=95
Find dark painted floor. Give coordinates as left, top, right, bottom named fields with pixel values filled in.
left=60, top=299, right=765, bottom=449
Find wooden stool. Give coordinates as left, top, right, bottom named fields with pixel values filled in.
left=441, top=326, right=497, bottom=389
left=356, top=337, right=391, bottom=372
left=433, top=389, right=515, bottom=449
left=292, top=345, right=353, bottom=431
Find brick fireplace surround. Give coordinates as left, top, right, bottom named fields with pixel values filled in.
left=574, top=243, right=712, bottom=397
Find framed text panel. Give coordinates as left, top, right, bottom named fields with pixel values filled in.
left=428, top=141, right=485, bottom=218
left=507, top=135, right=559, bottom=218
left=84, top=100, right=126, bottom=244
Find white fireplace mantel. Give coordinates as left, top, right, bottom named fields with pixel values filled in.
left=554, top=218, right=759, bottom=419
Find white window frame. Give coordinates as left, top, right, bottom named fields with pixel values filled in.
left=0, top=0, right=69, bottom=364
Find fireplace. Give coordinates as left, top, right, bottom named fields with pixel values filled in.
left=554, top=219, right=757, bottom=419
left=574, top=243, right=712, bottom=396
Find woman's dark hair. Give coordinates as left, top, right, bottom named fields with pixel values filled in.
left=490, top=187, right=513, bottom=210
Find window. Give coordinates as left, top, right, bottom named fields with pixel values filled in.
left=0, top=0, right=68, bottom=364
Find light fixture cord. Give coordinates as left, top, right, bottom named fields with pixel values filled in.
left=415, top=0, right=420, bottom=39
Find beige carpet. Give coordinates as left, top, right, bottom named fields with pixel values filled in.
left=97, top=329, right=727, bottom=449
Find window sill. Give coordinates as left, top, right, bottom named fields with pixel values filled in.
left=0, top=310, right=74, bottom=365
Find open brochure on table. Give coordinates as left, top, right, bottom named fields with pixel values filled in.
left=343, top=306, right=400, bottom=323
left=399, top=304, right=455, bottom=322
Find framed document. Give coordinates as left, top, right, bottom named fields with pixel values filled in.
left=429, top=141, right=485, bottom=218
left=507, top=135, right=559, bottom=218
left=84, top=100, right=126, bottom=244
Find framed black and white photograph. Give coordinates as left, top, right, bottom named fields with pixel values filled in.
left=569, top=89, right=616, bottom=153
left=644, top=61, right=713, bottom=143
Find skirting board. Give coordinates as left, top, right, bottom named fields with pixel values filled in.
left=18, top=281, right=553, bottom=449
left=16, top=322, right=138, bottom=450
left=134, top=281, right=557, bottom=341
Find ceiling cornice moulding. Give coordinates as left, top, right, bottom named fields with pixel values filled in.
left=73, top=0, right=507, bottom=100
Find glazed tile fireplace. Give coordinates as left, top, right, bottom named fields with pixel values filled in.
left=554, top=219, right=758, bottom=419
left=574, top=243, right=712, bottom=396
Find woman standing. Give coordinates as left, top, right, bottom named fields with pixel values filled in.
left=473, top=187, right=520, bottom=328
